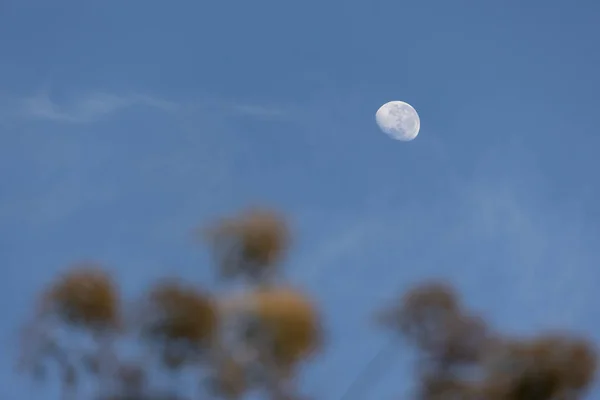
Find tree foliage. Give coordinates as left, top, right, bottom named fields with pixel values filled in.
left=17, top=207, right=598, bottom=399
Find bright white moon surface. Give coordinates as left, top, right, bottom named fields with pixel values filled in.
left=375, top=101, right=420, bottom=141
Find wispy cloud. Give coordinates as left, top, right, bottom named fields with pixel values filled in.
left=0, top=88, right=300, bottom=124
left=7, top=90, right=295, bottom=125
left=292, top=168, right=598, bottom=333
left=17, top=91, right=178, bottom=123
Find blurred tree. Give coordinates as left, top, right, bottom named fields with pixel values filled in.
left=377, top=281, right=598, bottom=400
left=138, top=280, right=217, bottom=370
left=18, top=263, right=121, bottom=399
left=203, top=208, right=290, bottom=285
left=16, top=207, right=599, bottom=400
left=39, top=264, right=120, bottom=332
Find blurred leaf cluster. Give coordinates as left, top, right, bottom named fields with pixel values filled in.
left=378, top=281, right=598, bottom=400
left=17, top=207, right=598, bottom=400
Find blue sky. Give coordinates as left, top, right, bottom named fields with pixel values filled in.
left=2, top=0, right=600, bottom=398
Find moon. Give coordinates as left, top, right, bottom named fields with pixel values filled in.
left=375, top=101, right=420, bottom=141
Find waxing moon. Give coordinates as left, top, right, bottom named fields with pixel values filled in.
left=375, top=101, right=420, bottom=141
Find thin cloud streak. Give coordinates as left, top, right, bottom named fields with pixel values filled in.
left=8, top=90, right=295, bottom=125
left=18, top=91, right=178, bottom=123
